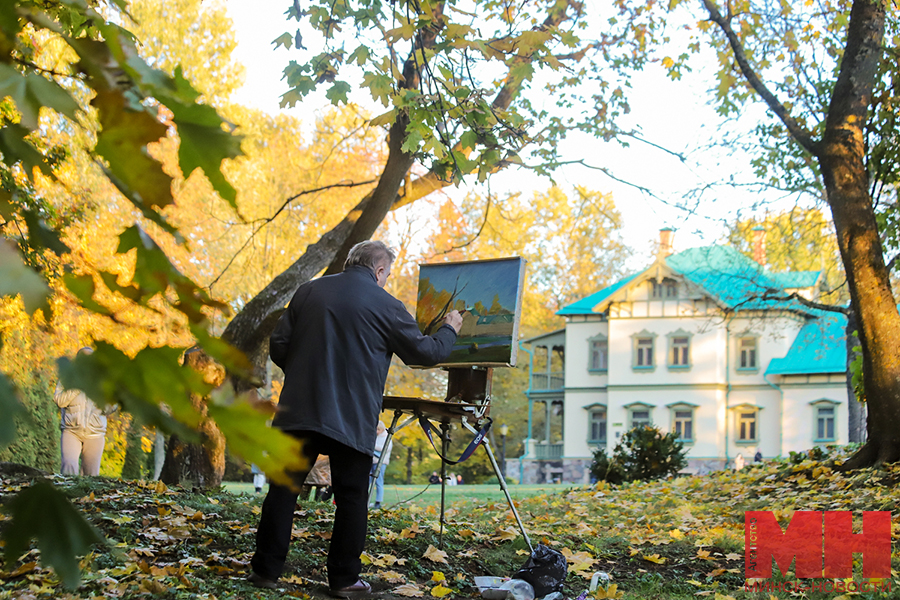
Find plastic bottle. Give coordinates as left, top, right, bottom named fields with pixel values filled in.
left=589, top=572, right=610, bottom=592
left=500, top=578, right=535, bottom=600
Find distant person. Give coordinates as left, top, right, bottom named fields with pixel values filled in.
left=251, top=464, right=266, bottom=494
left=370, top=421, right=392, bottom=510
left=456, top=474, right=463, bottom=485
left=249, top=240, right=462, bottom=595
left=733, top=453, right=745, bottom=471
left=428, top=471, right=441, bottom=484
left=447, top=472, right=457, bottom=486
left=54, top=347, right=116, bottom=476
left=754, top=450, right=763, bottom=463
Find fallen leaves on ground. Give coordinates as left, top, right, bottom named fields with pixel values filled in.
left=3, top=446, right=900, bottom=599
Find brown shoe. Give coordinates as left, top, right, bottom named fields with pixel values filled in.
left=248, top=571, right=278, bottom=589
left=329, top=579, right=371, bottom=598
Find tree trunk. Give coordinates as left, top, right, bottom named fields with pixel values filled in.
left=820, top=0, right=900, bottom=468
left=121, top=417, right=144, bottom=479
left=844, top=310, right=866, bottom=444
left=406, top=446, right=413, bottom=485
left=159, top=349, right=227, bottom=487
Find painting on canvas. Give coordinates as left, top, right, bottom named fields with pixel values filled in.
left=414, top=257, right=526, bottom=367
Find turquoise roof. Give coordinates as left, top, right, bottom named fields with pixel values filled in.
left=557, top=272, right=640, bottom=315
left=765, top=313, right=847, bottom=375
left=665, top=246, right=805, bottom=310
left=771, top=271, right=821, bottom=289
left=558, top=245, right=820, bottom=315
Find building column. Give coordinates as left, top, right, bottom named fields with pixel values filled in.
left=545, top=400, right=552, bottom=443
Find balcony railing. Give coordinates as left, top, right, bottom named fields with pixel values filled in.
left=534, top=443, right=564, bottom=460
left=531, top=372, right=564, bottom=391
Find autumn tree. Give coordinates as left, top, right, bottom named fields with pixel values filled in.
left=641, top=0, right=899, bottom=465
left=0, top=0, right=309, bottom=584
left=217, top=0, right=655, bottom=389
left=725, top=208, right=847, bottom=304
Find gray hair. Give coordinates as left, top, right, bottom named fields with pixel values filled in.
left=344, top=240, right=396, bottom=271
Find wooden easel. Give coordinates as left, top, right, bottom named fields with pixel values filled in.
left=370, top=367, right=533, bottom=551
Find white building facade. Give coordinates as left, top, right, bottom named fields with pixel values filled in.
left=516, top=235, right=853, bottom=484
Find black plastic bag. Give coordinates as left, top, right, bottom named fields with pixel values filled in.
left=512, top=544, right=568, bottom=597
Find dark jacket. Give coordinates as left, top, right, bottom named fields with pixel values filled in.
left=269, top=265, right=457, bottom=455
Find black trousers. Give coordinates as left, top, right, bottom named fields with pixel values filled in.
left=250, top=431, right=372, bottom=588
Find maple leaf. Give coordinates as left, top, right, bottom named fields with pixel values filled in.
left=423, top=545, right=449, bottom=564
left=379, top=570, right=406, bottom=583
left=642, top=554, right=666, bottom=564
left=668, top=528, right=684, bottom=540
left=491, top=527, right=518, bottom=541
left=591, top=584, right=624, bottom=599
left=431, top=584, right=453, bottom=597
left=394, top=583, right=425, bottom=597
left=431, top=571, right=446, bottom=582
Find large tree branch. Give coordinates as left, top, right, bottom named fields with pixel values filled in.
left=702, top=0, right=821, bottom=157
left=320, top=2, right=447, bottom=275
left=759, top=290, right=849, bottom=315
left=222, top=0, right=584, bottom=364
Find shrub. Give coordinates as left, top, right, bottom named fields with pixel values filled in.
left=589, top=447, right=626, bottom=484
left=0, top=373, right=59, bottom=472
left=590, top=426, right=687, bottom=484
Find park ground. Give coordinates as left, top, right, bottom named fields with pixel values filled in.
left=1, top=446, right=899, bottom=600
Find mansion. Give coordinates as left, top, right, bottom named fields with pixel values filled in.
left=515, top=229, right=854, bottom=484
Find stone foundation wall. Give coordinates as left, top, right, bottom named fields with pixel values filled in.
left=513, top=457, right=729, bottom=483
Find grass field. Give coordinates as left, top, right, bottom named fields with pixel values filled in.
left=223, top=481, right=580, bottom=510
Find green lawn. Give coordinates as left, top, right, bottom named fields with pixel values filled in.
left=223, top=481, right=579, bottom=510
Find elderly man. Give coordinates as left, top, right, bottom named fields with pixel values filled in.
left=249, top=240, right=462, bottom=596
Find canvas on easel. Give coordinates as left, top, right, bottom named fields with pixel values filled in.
left=413, top=257, right=526, bottom=367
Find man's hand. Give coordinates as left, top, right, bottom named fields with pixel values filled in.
left=443, top=310, right=463, bottom=333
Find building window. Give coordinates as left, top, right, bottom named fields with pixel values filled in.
left=738, top=337, right=758, bottom=370
left=812, top=401, right=838, bottom=442
left=589, top=408, right=607, bottom=443
left=636, top=338, right=653, bottom=367
left=671, top=337, right=689, bottom=365
left=651, top=278, right=677, bottom=298
left=589, top=337, right=608, bottom=372
left=669, top=403, right=696, bottom=442
left=737, top=409, right=758, bottom=442
left=628, top=405, right=653, bottom=429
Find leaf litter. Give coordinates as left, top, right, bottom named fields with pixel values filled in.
left=1, top=446, right=899, bottom=598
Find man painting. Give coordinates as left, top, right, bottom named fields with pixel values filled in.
left=249, top=240, right=463, bottom=596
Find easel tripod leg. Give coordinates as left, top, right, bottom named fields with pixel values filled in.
left=439, top=420, right=451, bottom=548
left=482, top=439, right=534, bottom=552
